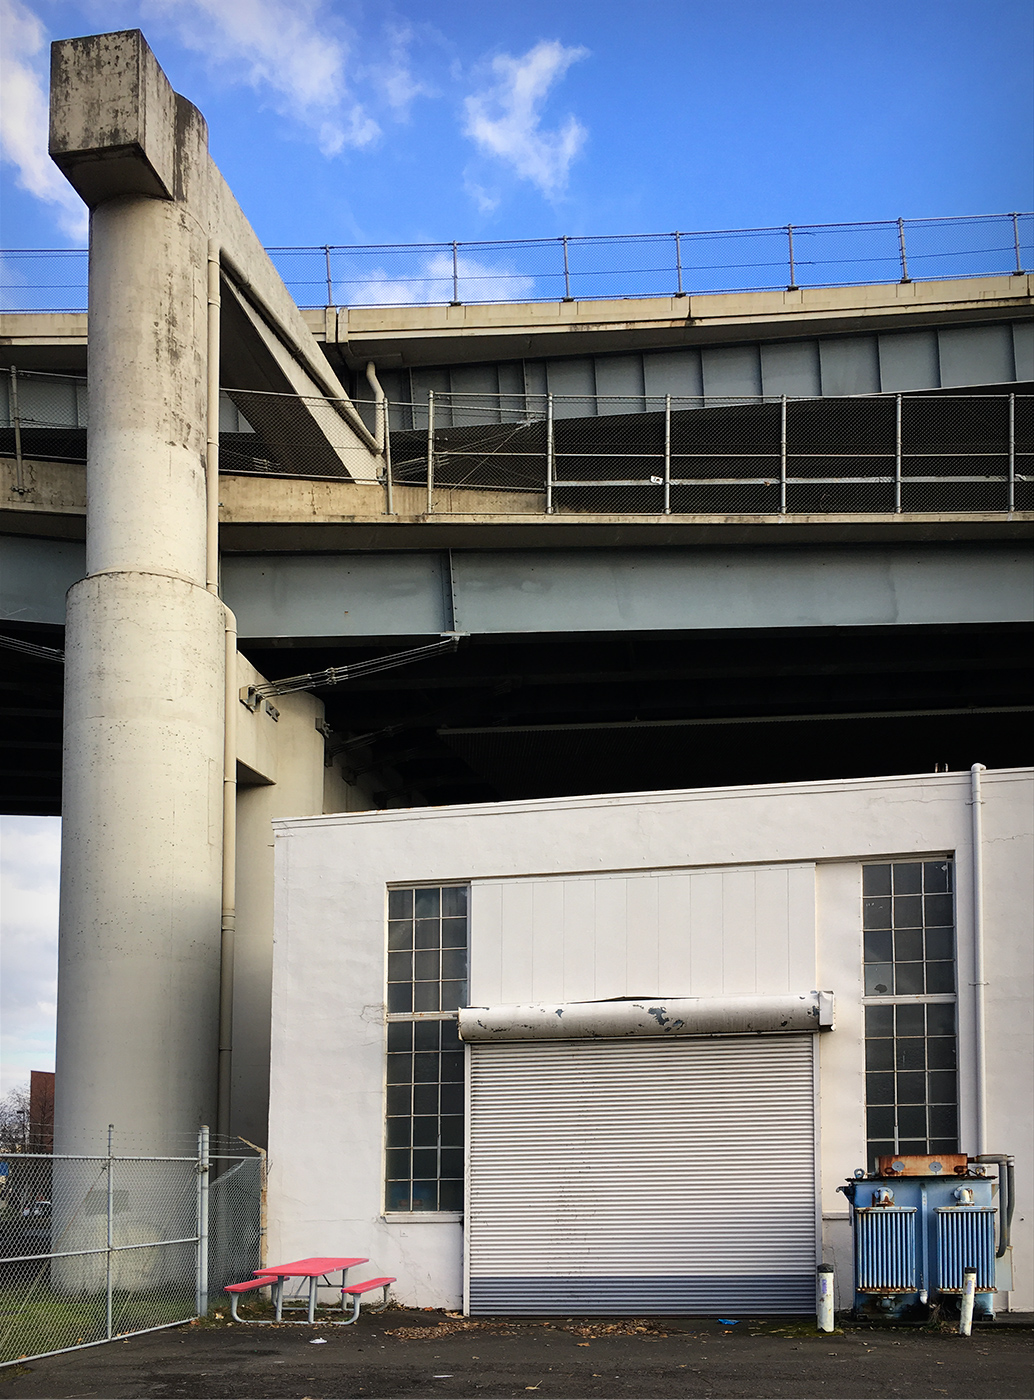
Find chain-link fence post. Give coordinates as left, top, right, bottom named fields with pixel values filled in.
left=787, top=227, right=798, bottom=291
left=1008, top=393, right=1015, bottom=512
left=561, top=237, right=572, bottom=301
left=383, top=397, right=394, bottom=516
left=426, top=391, right=435, bottom=514
left=105, top=1125, right=114, bottom=1340
left=895, top=394, right=903, bottom=512
left=545, top=393, right=555, bottom=514
left=196, top=1126, right=210, bottom=1318
left=780, top=395, right=788, bottom=514
left=324, top=246, right=333, bottom=306
left=1012, top=214, right=1023, bottom=274
left=9, top=367, right=24, bottom=494
left=674, top=233, right=685, bottom=297
left=897, top=218, right=911, bottom=283
left=664, top=394, right=672, bottom=513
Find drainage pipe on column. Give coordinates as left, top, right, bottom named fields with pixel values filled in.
left=970, top=763, right=987, bottom=1157
left=208, top=240, right=238, bottom=1146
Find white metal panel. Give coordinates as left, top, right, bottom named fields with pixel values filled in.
left=469, top=863, right=816, bottom=1008
left=818, top=336, right=880, bottom=395
left=937, top=325, right=1015, bottom=387
left=760, top=341, right=821, bottom=398
left=1013, top=322, right=1034, bottom=382
left=701, top=344, right=762, bottom=400
left=643, top=348, right=704, bottom=403
left=878, top=330, right=940, bottom=391
left=466, top=1035, right=817, bottom=1313
left=594, top=354, right=646, bottom=413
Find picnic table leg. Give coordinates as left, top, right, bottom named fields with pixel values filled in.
left=274, top=1278, right=284, bottom=1322
left=307, top=1275, right=318, bottom=1324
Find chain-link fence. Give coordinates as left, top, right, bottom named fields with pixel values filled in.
left=0, top=1131, right=263, bottom=1368
left=3, top=370, right=1029, bottom=517
left=3, top=213, right=1030, bottom=312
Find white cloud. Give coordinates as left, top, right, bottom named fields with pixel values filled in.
left=146, top=0, right=380, bottom=154
left=0, top=0, right=89, bottom=241
left=367, top=23, right=433, bottom=121
left=0, top=817, right=60, bottom=1096
left=463, top=40, right=588, bottom=199
left=348, top=251, right=534, bottom=307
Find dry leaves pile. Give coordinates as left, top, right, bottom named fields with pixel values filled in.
left=382, top=1317, right=669, bottom=1341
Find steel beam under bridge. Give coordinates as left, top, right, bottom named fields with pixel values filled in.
left=4, top=540, right=1032, bottom=639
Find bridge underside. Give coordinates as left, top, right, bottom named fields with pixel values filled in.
left=4, top=616, right=1029, bottom=815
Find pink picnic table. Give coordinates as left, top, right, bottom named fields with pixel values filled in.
left=255, top=1256, right=368, bottom=1322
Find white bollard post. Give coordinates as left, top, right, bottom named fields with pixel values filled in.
left=958, top=1266, right=977, bottom=1336
left=817, top=1263, right=835, bottom=1332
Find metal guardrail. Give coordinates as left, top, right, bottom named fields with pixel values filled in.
left=2, top=213, right=1030, bottom=313
left=0, top=1129, right=262, bottom=1367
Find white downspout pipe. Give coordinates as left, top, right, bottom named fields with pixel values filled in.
left=208, top=239, right=238, bottom=1146
left=970, top=762, right=987, bottom=1156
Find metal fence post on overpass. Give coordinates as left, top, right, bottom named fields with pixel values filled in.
left=1008, top=393, right=1016, bottom=513
left=898, top=218, right=911, bottom=283
left=1013, top=214, right=1023, bottom=274
left=546, top=393, right=555, bottom=514
left=895, top=394, right=903, bottom=513
left=664, top=394, right=672, bottom=514
left=674, top=233, right=685, bottom=297
left=426, top=391, right=435, bottom=515
left=787, top=226, right=798, bottom=291
left=780, top=395, right=788, bottom=515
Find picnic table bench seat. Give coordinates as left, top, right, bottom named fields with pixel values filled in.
left=340, top=1275, right=396, bottom=1324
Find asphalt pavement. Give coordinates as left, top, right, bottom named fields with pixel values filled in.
left=1, top=1310, right=1030, bottom=1399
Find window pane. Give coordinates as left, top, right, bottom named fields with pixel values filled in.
left=413, top=1083, right=438, bottom=1115
left=925, top=928, right=954, bottom=960
left=412, top=1148, right=438, bottom=1177
left=387, top=983, right=413, bottom=1014
left=386, top=1119, right=411, bottom=1148
left=897, top=1105, right=927, bottom=1138
left=895, top=962, right=924, bottom=995
left=386, top=1053, right=412, bottom=1084
left=385, top=1181, right=411, bottom=1211
left=441, top=917, right=468, bottom=949
left=865, top=1039, right=895, bottom=1071
left=863, top=930, right=893, bottom=963
left=923, top=861, right=950, bottom=893
left=863, top=896, right=892, bottom=929
left=411, top=1181, right=437, bottom=1211
left=440, top=980, right=466, bottom=1012
left=929, top=1104, right=958, bottom=1139
left=414, top=888, right=441, bottom=918
left=388, top=889, right=413, bottom=919
left=439, top=1179, right=464, bottom=1211
left=385, top=1149, right=410, bottom=1179
left=926, top=1004, right=956, bottom=1037
left=893, top=894, right=923, bottom=927
left=412, top=1117, right=438, bottom=1147
left=413, top=1052, right=440, bottom=1083
left=924, top=892, right=953, bottom=926
left=867, top=1106, right=896, bottom=1137
left=925, top=961, right=955, bottom=994
left=387, top=950, right=412, bottom=983
left=388, top=921, right=414, bottom=950
left=868, top=1141, right=895, bottom=1171
left=440, top=1052, right=465, bottom=1081
left=387, top=1022, right=413, bottom=1052
left=864, top=963, right=894, bottom=996
left=441, top=1148, right=464, bottom=1178
left=414, top=1020, right=441, bottom=1050
left=896, top=1038, right=926, bottom=1070
left=927, top=1037, right=957, bottom=1070
left=928, top=1070, right=956, bottom=1103
left=865, top=1005, right=894, bottom=1037
left=899, top=1139, right=927, bottom=1155
left=440, top=1021, right=462, bottom=1051
left=863, top=864, right=891, bottom=895
left=413, top=949, right=440, bottom=981
left=415, top=919, right=440, bottom=950
left=896, top=1071, right=926, bottom=1104
left=386, top=1084, right=411, bottom=1116
left=442, top=948, right=467, bottom=979
left=893, top=863, right=922, bottom=895
left=866, top=1072, right=895, bottom=1104
left=442, top=886, right=467, bottom=917
left=413, top=982, right=440, bottom=1012
left=440, top=1116, right=464, bottom=1146
left=895, top=1004, right=925, bottom=1037
left=894, top=929, right=924, bottom=963
left=440, top=1081, right=464, bottom=1114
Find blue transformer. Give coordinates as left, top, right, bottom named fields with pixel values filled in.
left=842, top=1163, right=999, bottom=1321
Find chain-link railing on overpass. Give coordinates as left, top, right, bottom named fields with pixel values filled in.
left=2, top=372, right=1030, bottom=517
left=2, top=213, right=1030, bottom=313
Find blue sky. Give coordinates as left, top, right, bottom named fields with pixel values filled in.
left=0, top=0, right=1031, bottom=1093
left=1, top=0, right=1032, bottom=253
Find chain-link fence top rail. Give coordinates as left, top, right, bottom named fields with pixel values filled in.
left=2, top=373, right=1030, bottom=514
left=2, top=213, right=1031, bottom=312
left=0, top=1143, right=262, bottom=1367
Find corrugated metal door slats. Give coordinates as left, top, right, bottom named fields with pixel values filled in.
left=467, top=1036, right=816, bottom=1314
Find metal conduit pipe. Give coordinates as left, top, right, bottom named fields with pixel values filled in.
left=970, top=763, right=987, bottom=1156
left=218, top=249, right=378, bottom=453
left=208, top=239, right=238, bottom=1146
left=974, top=1154, right=1015, bottom=1256
left=365, top=361, right=386, bottom=453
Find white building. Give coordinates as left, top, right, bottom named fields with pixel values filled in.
left=267, top=766, right=1033, bottom=1315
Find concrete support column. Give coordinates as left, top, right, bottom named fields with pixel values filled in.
left=50, top=32, right=225, bottom=1152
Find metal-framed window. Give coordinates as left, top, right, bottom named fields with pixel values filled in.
left=862, top=859, right=958, bottom=1171
left=384, top=885, right=468, bottom=1213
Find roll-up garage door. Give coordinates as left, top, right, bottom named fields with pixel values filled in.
left=466, top=1035, right=817, bottom=1314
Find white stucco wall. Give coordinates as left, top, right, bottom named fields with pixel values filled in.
left=267, top=769, right=1033, bottom=1312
